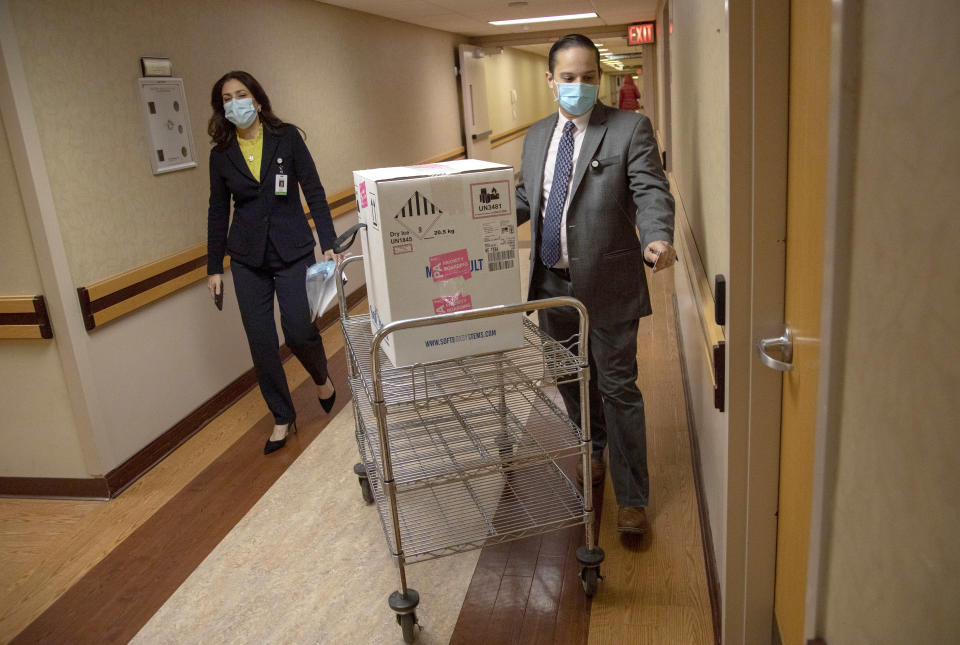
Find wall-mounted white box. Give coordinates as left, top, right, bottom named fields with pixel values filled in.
left=137, top=77, right=197, bottom=174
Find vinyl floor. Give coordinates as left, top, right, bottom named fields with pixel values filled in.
left=0, top=230, right=713, bottom=644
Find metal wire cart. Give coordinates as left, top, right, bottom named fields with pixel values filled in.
left=334, top=256, right=605, bottom=643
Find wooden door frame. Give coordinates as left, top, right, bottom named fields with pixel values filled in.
left=726, top=0, right=790, bottom=642
left=728, top=0, right=862, bottom=642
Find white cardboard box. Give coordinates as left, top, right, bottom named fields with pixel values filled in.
left=353, top=159, right=523, bottom=367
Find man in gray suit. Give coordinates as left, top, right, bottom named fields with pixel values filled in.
left=516, top=34, right=676, bottom=535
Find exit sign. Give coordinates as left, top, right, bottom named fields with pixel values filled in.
left=628, top=22, right=656, bottom=45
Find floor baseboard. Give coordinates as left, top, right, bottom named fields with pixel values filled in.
left=2, top=285, right=367, bottom=500
left=674, top=293, right=723, bottom=645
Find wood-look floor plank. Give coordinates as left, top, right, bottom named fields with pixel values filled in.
left=503, top=535, right=542, bottom=578
left=517, top=553, right=564, bottom=645
left=586, top=268, right=714, bottom=645
left=554, top=527, right=592, bottom=645
left=449, top=567, right=504, bottom=645
left=0, top=310, right=357, bottom=643
left=9, top=348, right=351, bottom=644
left=449, top=428, right=603, bottom=645
left=443, top=264, right=714, bottom=645
left=488, top=574, right=534, bottom=644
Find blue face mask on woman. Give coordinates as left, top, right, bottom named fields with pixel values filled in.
left=224, top=97, right=258, bottom=128
left=555, top=82, right=599, bottom=116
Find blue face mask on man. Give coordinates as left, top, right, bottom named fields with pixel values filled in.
left=224, top=97, right=258, bottom=128
left=555, top=82, right=599, bottom=116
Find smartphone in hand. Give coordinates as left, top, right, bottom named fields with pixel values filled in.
left=214, top=285, right=224, bottom=311
left=651, top=249, right=669, bottom=274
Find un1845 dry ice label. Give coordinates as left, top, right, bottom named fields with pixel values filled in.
left=482, top=221, right=516, bottom=272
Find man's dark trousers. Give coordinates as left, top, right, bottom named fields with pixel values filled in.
left=532, top=262, right=649, bottom=507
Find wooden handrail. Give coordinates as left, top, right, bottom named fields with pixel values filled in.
left=0, top=295, right=53, bottom=339
left=75, top=146, right=467, bottom=330
left=669, top=174, right=726, bottom=409
left=490, top=120, right=537, bottom=149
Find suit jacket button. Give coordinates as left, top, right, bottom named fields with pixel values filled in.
left=591, top=160, right=599, bottom=168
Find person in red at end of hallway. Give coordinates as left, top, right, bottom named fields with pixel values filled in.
left=619, top=75, right=641, bottom=111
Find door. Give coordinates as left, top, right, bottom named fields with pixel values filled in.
left=769, top=1, right=832, bottom=642
left=457, top=44, right=492, bottom=160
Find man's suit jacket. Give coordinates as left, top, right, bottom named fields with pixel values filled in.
left=207, top=125, right=337, bottom=274
left=516, top=102, right=674, bottom=324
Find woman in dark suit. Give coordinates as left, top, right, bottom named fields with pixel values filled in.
left=206, top=71, right=339, bottom=455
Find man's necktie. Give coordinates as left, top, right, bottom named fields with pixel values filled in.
left=540, top=120, right=577, bottom=268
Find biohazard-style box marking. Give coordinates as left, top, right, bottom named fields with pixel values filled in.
left=353, top=160, right=521, bottom=366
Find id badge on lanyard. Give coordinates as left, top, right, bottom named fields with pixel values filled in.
left=275, top=157, right=287, bottom=196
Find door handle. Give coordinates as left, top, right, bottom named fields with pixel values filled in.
left=758, top=328, right=794, bottom=371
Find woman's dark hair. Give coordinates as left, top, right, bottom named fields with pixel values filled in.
left=548, top=34, right=601, bottom=75
left=207, top=71, right=302, bottom=150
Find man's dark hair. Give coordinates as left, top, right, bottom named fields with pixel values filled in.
left=548, top=34, right=601, bottom=74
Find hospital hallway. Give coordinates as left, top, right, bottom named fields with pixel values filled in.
left=0, top=230, right=715, bottom=643
left=1, top=1, right=958, bottom=644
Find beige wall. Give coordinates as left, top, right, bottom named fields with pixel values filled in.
left=481, top=47, right=552, bottom=173
left=598, top=72, right=618, bottom=109
left=666, top=0, right=731, bottom=591
left=8, top=0, right=464, bottom=287
left=0, top=110, right=87, bottom=478
left=673, top=205, right=728, bottom=583
left=668, top=0, right=729, bottom=285
left=0, top=340, right=89, bottom=477
left=488, top=136, right=523, bottom=178
left=0, top=110, right=39, bottom=293
left=2, top=0, right=469, bottom=477
left=820, top=2, right=960, bottom=642
left=481, top=46, right=554, bottom=136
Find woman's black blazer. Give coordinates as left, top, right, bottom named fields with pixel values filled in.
left=207, top=125, right=337, bottom=274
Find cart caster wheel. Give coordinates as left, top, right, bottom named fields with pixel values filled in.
left=389, top=589, right=420, bottom=643
left=580, top=566, right=600, bottom=597
left=398, top=612, right=418, bottom=643
left=359, top=476, right=374, bottom=504
left=575, top=545, right=604, bottom=597
left=353, top=463, right=374, bottom=504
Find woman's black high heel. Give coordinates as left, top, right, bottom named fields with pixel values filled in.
left=318, top=380, right=336, bottom=414
left=264, top=420, right=297, bottom=455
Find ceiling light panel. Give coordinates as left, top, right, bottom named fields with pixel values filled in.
left=489, top=12, right=598, bottom=26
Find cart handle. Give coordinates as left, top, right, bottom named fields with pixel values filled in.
left=334, top=254, right=364, bottom=320
left=333, top=223, right=366, bottom=254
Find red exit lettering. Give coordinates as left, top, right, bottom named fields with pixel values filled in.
left=628, top=22, right=656, bottom=45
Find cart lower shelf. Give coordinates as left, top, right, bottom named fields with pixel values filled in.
left=350, top=375, right=584, bottom=489
left=360, top=454, right=587, bottom=564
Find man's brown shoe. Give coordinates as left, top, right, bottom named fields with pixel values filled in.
left=616, top=506, right=650, bottom=535
left=576, top=456, right=605, bottom=487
